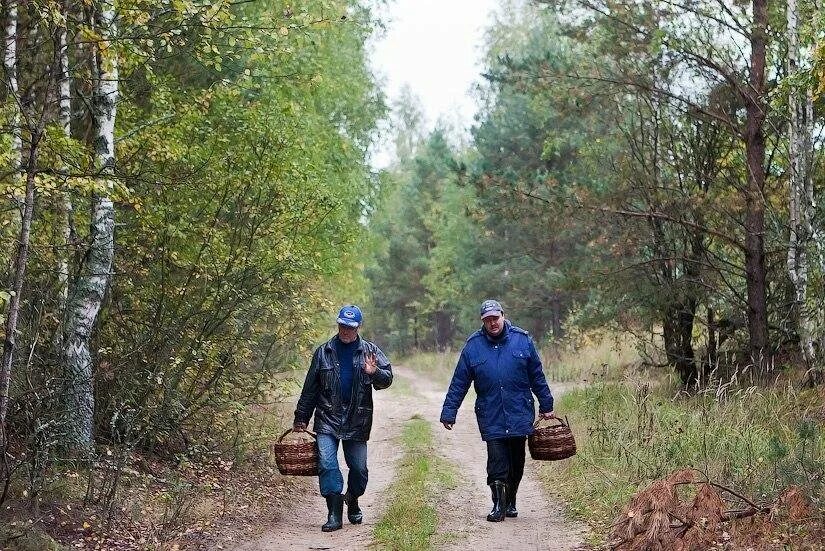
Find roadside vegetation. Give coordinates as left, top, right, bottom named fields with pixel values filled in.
left=540, top=331, right=641, bottom=384
left=402, top=337, right=824, bottom=547
left=374, top=416, right=456, bottom=551
left=537, top=338, right=825, bottom=548
left=1, top=379, right=302, bottom=549
left=400, top=352, right=460, bottom=387
left=0, top=0, right=381, bottom=547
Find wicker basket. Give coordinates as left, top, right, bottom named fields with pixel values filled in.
left=528, top=416, right=577, bottom=461
left=272, top=428, right=318, bottom=476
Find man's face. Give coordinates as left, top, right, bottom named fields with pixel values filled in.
left=338, top=323, right=359, bottom=343
left=482, top=314, right=505, bottom=336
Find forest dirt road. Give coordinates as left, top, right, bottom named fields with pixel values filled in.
left=233, top=365, right=588, bottom=551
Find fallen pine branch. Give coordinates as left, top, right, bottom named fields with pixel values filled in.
left=608, top=469, right=798, bottom=550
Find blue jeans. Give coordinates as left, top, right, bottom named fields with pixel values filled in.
left=316, top=433, right=369, bottom=498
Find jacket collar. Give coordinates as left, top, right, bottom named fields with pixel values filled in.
left=324, top=334, right=364, bottom=351
left=482, top=320, right=511, bottom=344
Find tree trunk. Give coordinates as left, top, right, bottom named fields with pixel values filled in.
left=3, top=0, right=22, bottom=275
left=550, top=294, right=563, bottom=339
left=664, top=300, right=697, bottom=387
left=0, top=0, right=21, bottom=454
left=56, top=0, right=73, bottom=313
left=3, top=0, right=20, bottom=173
left=706, top=307, right=717, bottom=377
left=786, top=0, right=819, bottom=384
left=0, top=133, right=39, bottom=450
left=434, top=310, right=452, bottom=351
left=60, top=0, right=118, bottom=451
left=743, top=0, right=769, bottom=371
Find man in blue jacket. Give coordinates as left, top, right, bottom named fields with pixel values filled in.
left=440, top=299, right=555, bottom=522
left=293, top=305, right=393, bottom=532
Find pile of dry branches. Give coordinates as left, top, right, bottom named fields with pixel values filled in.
left=609, top=469, right=811, bottom=550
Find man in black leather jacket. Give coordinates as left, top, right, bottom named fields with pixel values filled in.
left=293, top=305, right=393, bottom=532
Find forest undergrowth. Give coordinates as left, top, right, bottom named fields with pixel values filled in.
left=537, top=334, right=825, bottom=548
left=0, top=377, right=307, bottom=550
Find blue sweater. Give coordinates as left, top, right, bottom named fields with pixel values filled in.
left=334, top=336, right=358, bottom=403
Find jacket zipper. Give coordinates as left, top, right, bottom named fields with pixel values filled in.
left=497, top=342, right=509, bottom=435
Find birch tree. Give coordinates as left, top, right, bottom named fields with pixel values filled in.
left=786, top=0, right=818, bottom=376
left=0, top=0, right=20, bottom=453
left=0, top=2, right=48, bottom=451
left=60, top=0, right=118, bottom=451
left=3, top=0, right=21, bottom=206
left=56, top=0, right=74, bottom=313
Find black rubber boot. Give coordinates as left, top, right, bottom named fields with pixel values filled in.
left=486, top=480, right=507, bottom=522
left=344, top=492, right=363, bottom=524
left=505, top=482, right=518, bottom=518
left=321, top=494, right=344, bottom=532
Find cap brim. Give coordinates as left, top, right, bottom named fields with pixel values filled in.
left=480, top=310, right=503, bottom=319
left=337, top=318, right=360, bottom=328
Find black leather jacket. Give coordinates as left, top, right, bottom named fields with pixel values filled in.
left=293, top=335, right=392, bottom=441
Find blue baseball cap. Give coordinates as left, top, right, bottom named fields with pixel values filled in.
left=336, top=304, right=363, bottom=328
left=479, top=299, right=503, bottom=319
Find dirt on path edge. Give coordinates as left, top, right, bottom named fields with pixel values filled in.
left=229, top=365, right=590, bottom=551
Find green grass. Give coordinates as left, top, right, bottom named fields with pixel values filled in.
left=538, top=382, right=825, bottom=543
left=374, top=416, right=456, bottom=550
left=387, top=373, right=415, bottom=397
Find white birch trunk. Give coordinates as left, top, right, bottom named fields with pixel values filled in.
left=61, top=0, right=118, bottom=451
left=57, top=0, right=72, bottom=311
left=0, top=0, right=20, bottom=451
left=785, top=0, right=816, bottom=366
left=4, top=0, right=20, bottom=172
left=4, top=0, right=22, bottom=270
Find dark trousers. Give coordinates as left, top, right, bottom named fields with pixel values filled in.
left=485, top=436, right=526, bottom=486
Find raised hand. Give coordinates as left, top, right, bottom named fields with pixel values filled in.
left=364, top=353, right=377, bottom=375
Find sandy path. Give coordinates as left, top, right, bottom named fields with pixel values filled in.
left=233, top=373, right=414, bottom=551
left=232, top=365, right=587, bottom=550
left=406, top=368, right=589, bottom=551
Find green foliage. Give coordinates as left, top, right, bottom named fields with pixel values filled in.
left=367, top=0, right=825, bottom=390
left=0, top=0, right=385, bottom=525
left=92, top=0, right=385, bottom=453
left=367, top=131, right=471, bottom=351
left=366, top=5, right=618, bottom=350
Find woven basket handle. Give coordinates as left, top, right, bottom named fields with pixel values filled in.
left=278, top=428, right=317, bottom=442
left=533, top=415, right=571, bottom=429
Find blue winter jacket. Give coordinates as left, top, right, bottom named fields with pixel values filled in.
left=440, top=321, right=554, bottom=441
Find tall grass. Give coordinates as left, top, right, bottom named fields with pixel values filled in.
left=537, top=341, right=825, bottom=542
left=401, top=332, right=640, bottom=386
left=373, top=416, right=456, bottom=551
left=541, top=331, right=641, bottom=383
